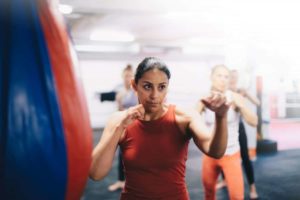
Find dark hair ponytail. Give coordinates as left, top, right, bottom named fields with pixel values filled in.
left=134, top=57, right=171, bottom=84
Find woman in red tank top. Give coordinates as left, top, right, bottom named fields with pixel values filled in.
left=90, top=57, right=230, bottom=200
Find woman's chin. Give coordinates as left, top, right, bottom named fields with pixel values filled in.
left=145, top=104, right=160, bottom=113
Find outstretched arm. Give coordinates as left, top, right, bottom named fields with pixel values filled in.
left=232, top=92, right=258, bottom=126
left=189, top=92, right=229, bottom=158
left=238, top=88, right=260, bottom=106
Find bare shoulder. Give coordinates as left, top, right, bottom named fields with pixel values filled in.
left=173, top=106, right=191, bottom=135
left=174, top=106, right=198, bottom=125
left=174, top=105, right=186, bottom=115
left=174, top=106, right=204, bottom=136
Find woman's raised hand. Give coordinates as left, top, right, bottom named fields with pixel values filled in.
left=121, top=104, right=145, bottom=128
left=201, top=91, right=230, bottom=117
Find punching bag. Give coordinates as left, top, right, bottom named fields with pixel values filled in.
left=0, top=0, right=93, bottom=199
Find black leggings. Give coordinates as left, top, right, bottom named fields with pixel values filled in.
left=221, top=122, right=255, bottom=185
left=238, top=121, right=255, bottom=185
left=118, top=150, right=125, bottom=181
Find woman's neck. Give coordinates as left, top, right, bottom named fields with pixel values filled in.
left=143, top=105, right=168, bottom=121
left=211, top=87, right=226, bottom=93
left=230, top=86, right=238, bottom=92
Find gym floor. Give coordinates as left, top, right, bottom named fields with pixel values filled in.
left=82, top=120, right=300, bottom=200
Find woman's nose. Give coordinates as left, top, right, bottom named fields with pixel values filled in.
left=150, top=89, right=158, bottom=99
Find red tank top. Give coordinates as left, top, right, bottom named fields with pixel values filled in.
left=119, top=105, right=190, bottom=200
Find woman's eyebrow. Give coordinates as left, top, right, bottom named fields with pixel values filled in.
left=141, top=81, right=168, bottom=85
left=141, top=81, right=152, bottom=84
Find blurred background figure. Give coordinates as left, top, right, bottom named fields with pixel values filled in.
left=108, top=64, right=138, bottom=192
left=221, top=69, right=259, bottom=199
left=198, top=65, right=258, bottom=200
left=116, top=65, right=138, bottom=111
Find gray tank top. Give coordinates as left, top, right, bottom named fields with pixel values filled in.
left=204, top=105, right=240, bottom=155
left=120, top=89, right=138, bottom=109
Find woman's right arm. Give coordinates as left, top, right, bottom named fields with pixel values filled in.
left=238, top=88, right=260, bottom=106
left=232, top=92, right=258, bottom=127
left=89, top=112, right=126, bottom=181
left=89, top=104, right=145, bottom=181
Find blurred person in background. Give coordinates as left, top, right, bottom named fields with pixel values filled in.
left=198, top=65, right=258, bottom=200
left=227, top=69, right=259, bottom=199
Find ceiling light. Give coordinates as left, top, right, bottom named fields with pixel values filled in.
left=90, top=30, right=135, bottom=42
left=59, top=4, right=73, bottom=14
left=188, top=37, right=225, bottom=46
left=75, top=43, right=140, bottom=53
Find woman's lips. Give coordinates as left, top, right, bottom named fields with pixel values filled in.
left=146, top=102, right=159, bottom=106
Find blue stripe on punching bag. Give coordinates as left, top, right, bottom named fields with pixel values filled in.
left=0, top=0, right=68, bottom=199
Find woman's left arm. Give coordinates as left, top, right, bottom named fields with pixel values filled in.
left=185, top=92, right=229, bottom=158
left=188, top=111, right=228, bottom=159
